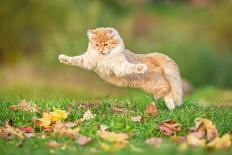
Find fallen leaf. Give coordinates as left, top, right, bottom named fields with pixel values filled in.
left=157, top=120, right=183, bottom=136
left=145, top=137, right=163, bottom=145
left=53, top=121, right=80, bottom=138
left=207, top=134, right=231, bottom=149
left=33, top=112, right=52, bottom=127
left=0, top=120, right=24, bottom=139
left=131, top=116, right=142, bottom=122
left=76, top=135, right=92, bottom=145
left=9, top=99, right=39, bottom=112
left=50, top=109, right=68, bottom=121
left=81, top=109, right=95, bottom=121
left=98, top=130, right=128, bottom=143
left=187, top=134, right=206, bottom=147
left=111, top=107, right=126, bottom=113
left=9, top=105, right=17, bottom=110
left=189, top=118, right=218, bottom=141
left=146, top=101, right=158, bottom=117
left=17, top=126, right=34, bottom=133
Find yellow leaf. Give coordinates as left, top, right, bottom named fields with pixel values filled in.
left=50, top=109, right=68, bottom=121
left=98, top=130, right=128, bottom=143
left=38, top=113, right=52, bottom=127
left=207, top=134, right=231, bottom=149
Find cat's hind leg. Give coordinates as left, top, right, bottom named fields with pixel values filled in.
left=163, top=92, right=175, bottom=110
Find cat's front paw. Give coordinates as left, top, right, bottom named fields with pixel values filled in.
left=58, top=54, right=70, bottom=64
left=134, top=63, right=148, bottom=74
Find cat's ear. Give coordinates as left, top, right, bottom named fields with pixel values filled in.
left=87, top=29, right=96, bottom=38
left=107, top=27, right=118, bottom=36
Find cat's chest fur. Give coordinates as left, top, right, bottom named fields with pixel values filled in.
left=93, top=55, right=115, bottom=78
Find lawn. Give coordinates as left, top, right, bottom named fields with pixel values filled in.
left=0, top=91, right=232, bottom=155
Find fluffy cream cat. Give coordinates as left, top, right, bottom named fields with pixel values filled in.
left=58, top=27, right=183, bottom=110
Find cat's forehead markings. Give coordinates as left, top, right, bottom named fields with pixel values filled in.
left=92, top=29, right=111, bottom=42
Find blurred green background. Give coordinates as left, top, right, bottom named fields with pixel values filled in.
left=0, top=0, right=232, bottom=103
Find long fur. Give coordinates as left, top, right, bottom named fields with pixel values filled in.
left=58, top=27, right=183, bottom=110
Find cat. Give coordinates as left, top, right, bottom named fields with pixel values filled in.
left=58, top=27, right=183, bottom=110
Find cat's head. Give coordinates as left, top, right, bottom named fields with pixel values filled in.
left=87, top=27, right=124, bottom=55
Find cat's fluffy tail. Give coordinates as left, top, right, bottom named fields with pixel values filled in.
left=154, top=54, right=183, bottom=105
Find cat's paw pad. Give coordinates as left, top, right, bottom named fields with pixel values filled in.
left=135, top=63, right=148, bottom=74
left=58, top=54, right=70, bottom=63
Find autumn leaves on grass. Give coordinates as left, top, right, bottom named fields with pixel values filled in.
left=1, top=99, right=232, bottom=152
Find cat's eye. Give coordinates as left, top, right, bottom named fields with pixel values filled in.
left=104, top=43, right=108, bottom=46
left=95, top=44, right=99, bottom=46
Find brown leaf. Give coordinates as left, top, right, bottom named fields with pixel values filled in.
left=111, top=107, right=126, bottom=113
left=146, top=101, right=158, bottom=117
left=9, top=99, right=39, bottom=112
left=76, top=135, right=92, bottom=145
left=145, top=137, right=163, bottom=145
left=131, top=116, right=142, bottom=122
left=0, top=120, right=24, bottom=139
left=157, top=120, right=183, bottom=136
left=189, top=118, right=218, bottom=141
left=17, top=126, right=34, bottom=133
left=53, top=121, right=80, bottom=138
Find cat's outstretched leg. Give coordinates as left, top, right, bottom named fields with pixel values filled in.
left=163, top=92, right=175, bottom=110
left=58, top=54, right=94, bottom=70
left=113, top=62, right=148, bottom=77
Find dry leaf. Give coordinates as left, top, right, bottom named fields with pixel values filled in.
left=146, top=101, right=158, bottom=116
left=157, top=120, right=183, bottom=136
left=50, top=109, right=68, bottom=121
left=81, top=109, right=95, bottom=121
left=0, top=120, right=24, bottom=139
left=32, top=109, right=68, bottom=128
left=189, top=118, right=218, bottom=141
left=53, top=121, right=80, bottom=138
left=111, top=107, right=126, bottom=113
left=207, top=134, right=231, bottom=149
left=17, top=126, right=34, bottom=133
left=9, top=99, right=39, bottom=112
left=131, top=116, right=142, bottom=122
left=145, top=137, right=163, bottom=145
left=187, top=134, right=206, bottom=147
left=76, top=135, right=92, bottom=145
left=98, top=130, right=128, bottom=143
left=33, top=112, right=52, bottom=127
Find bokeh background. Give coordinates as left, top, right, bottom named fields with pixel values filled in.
left=0, top=0, right=232, bottom=104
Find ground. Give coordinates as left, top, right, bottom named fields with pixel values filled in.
left=0, top=65, right=232, bottom=155
left=0, top=93, right=232, bottom=155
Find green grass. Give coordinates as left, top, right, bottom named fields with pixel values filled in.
left=0, top=93, right=232, bottom=155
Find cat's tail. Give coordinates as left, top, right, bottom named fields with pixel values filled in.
left=154, top=54, right=183, bottom=106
